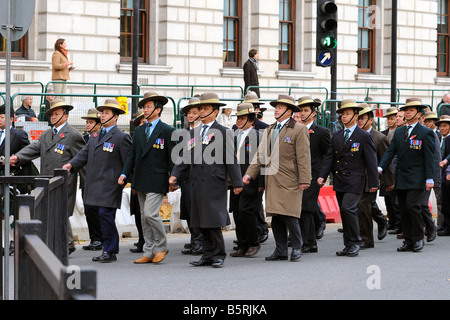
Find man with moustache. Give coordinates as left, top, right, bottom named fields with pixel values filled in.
left=169, top=92, right=243, bottom=268
left=318, top=99, right=379, bottom=257
left=244, top=94, right=311, bottom=262
left=295, top=96, right=330, bottom=253
left=379, top=98, right=436, bottom=252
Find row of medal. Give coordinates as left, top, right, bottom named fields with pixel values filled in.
left=103, top=142, right=115, bottom=152
left=409, top=139, right=422, bottom=150
left=153, top=138, right=165, bottom=149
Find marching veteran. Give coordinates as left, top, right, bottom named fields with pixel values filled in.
left=119, top=92, right=176, bottom=264
left=243, top=94, right=311, bottom=262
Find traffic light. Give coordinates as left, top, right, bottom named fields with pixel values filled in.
left=316, top=0, right=338, bottom=67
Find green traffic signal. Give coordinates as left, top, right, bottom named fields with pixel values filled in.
left=321, top=36, right=337, bottom=49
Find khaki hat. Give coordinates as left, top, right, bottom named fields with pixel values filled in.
left=336, top=99, right=364, bottom=113
left=243, top=92, right=265, bottom=105
left=133, top=112, right=146, bottom=126
left=81, top=108, right=101, bottom=120
left=195, top=92, right=227, bottom=108
left=181, top=97, right=201, bottom=115
left=399, top=97, right=428, bottom=111
left=138, top=92, right=168, bottom=109
left=269, top=94, right=299, bottom=112
left=297, top=96, right=321, bottom=109
left=383, top=107, right=398, bottom=118
left=423, top=111, right=439, bottom=121
left=357, top=103, right=374, bottom=117
left=435, top=114, right=450, bottom=126
left=232, top=102, right=260, bottom=117
left=45, top=99, right=74, bottom=116
left=96, top=99, right=126, bottom=114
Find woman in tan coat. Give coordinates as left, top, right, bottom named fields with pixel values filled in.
left=244, top=94, right=311, bottom=262
left=52, top=38, right=74, bottom=94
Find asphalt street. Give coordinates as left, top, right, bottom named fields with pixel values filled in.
left=66, top=223, right=450, bottom=301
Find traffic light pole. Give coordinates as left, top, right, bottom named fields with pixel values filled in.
left=330, top=55, right=337, bottom=133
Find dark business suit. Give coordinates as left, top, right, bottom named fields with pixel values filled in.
left=243, top=59, right=260, bottom=97
left=70, top=125, right=132, bottom=254
left=299, top=123, right=330, bottom=248
left=171, top=121, right=243, bottom=263
left=320, top=125, right=379, bottom=248
left=379, top=123, right=435, bottom=245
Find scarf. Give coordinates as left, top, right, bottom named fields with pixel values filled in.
left=250, top=57, right=259, bottom=70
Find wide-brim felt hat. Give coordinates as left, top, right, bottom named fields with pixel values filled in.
left=195, top=92, right=227, bottom=108
left=383, top=107, right=398, bottom=118
left=244, top=92, right=265, bottom=105
left=133, top=112, right=146, bottom=126
left=399, top=97, right=428, bottom=111
left=138, top=92, right=169, bottom=109
left=96, top=99, right=126, bottom=114
left=297, top=96, right=321, bottom=109
left=81, top=108, right=101, bottom=120
left=45, top=99, right=74, bottom=116
left=269, top=94, right=300, bottom=112
left=181, top=97, right=201, bottom=115
left=336, top=99, right=364, bottom=113
left=357, top=103, right=374, bottom=117
left=423, top=111, right=439, bottom=121
left=232, top=102, right=260, bottom=117
left=435, top=114, right=450, bottom=126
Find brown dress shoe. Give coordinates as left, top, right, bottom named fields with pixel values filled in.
left=133, top=256, right=153, bottom=264
left=245, top=245, right=261, bottom=257
left=230, top=248, right=246, bottom=257
left=153, top=250, right=168, bottom=263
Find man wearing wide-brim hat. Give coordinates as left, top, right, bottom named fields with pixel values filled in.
left=379, top=97, right=436, bottom=252
left=170, top=92, right=243, bottom=268
left=437, top=115, right=450, bottom=236
left=11, top=99, right=85, bottom=256
left=318, top=99, right=379, bottom=257
left=64, top=99, right=132, bottom=263
left=244, top=94, right=311, bottom=262
left=120, top=92, right=176, bottom=264
left=381, top=107, right=398, bottom=142
left=296, top=96, right=330, bottom=253
left=423, top=111, right=442, bottom=141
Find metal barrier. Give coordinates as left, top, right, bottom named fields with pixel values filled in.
left=139, top=84, right=244, bottom=98
left=246, top=85, right=329, bottom=101
left=437, top=103, right=450, bottom=116
left=15, top=220, right=96, bottom=300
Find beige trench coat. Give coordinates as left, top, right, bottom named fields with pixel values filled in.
left=246, top=117, right=311, bottom=218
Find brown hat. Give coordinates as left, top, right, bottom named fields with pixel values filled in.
left=81, top=108, right=101, bottom=120
left=336, top=99, right=364, bottom=113
left=96, top=99, right=126, bottom=114
left=195, top=92, right=227, bottom=108
left=133, top=112, right=146, bottom=126
left=383, top=107, right=398, bottom=118
left=181, top=97, right=201, bottom=115
left=297, top=96, right=321, bottom=109
left=270, top=94, right=299, bottom=112
left=357, top=103, right=374, bottom=117
left=435, top=114, right=450, bottom=126
left=45, top=99, right=74, bottom=116
left=423, top=111, right=439, bottom=121
left=138, top=92, right=168, bottom=109
left=243, top=92, right=265, bottom=105
left=233, top=102, right=260, bottom=117
left=399, top=97, right=428, bottom=111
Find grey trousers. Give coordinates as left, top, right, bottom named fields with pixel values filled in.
left=137, top=192, right=167, bottom=258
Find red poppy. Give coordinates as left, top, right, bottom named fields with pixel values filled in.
left=309, top=129, right=314, bottom=134
left=93, top=133, right=98, bottom=137
left=60, top=133, right=65, bottom=138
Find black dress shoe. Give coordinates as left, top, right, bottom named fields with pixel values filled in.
left=412, top=240, right=424, bottom=252
left=130, top=247, right=143, bottom=253
left=378, top=223, right=388, bottom=240
left=290, top=249, right=302, bottom=261
left=259, top=232, right=269, bottom=243
left=301, top=244, right=318, bottom=253
left=211, top=259, right=224, bottom=268
left=437, top=230, right=450, bottom=236
left=316, top=221, right=326, bottom=239
left=336, top=245, right=359, bottom=257
left=190, top=258, right=213, bottom=267
left=93, top=252, right=117, bottom=263
left=397, top=242, right=413, bottom=252
left=426, top=229, right=436, bottom=242
left=83, top=241, right=103, bottom=251
left=389, top=228, right=401, bottom=235
left=265, top=253, right=288, bottom=261
left=360, top=243, right=374, bottom=250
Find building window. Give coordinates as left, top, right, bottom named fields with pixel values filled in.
left=0, top=34, right=27, bottom=59
left=438, top=0, right=449, bottom=76
left=357, top=0, right=376, bottom=73
left=223, top=0, right=241, bottom=67
left=279, top=0, right=295, bottom=69
left=120, top=0, right=149, bottom=63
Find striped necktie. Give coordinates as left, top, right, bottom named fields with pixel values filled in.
left=344, top=129, right=350, bottom=142
left=146, top=123, right=152, bottom=142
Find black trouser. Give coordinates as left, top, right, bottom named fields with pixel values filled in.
left=357, top=191, right=378, bottom=247
left=396, top=189, right=425, bottom=243
left=230, top=188, right=260, bottom=250
left=335, top=192, right=362, bottom=247
left=271, top=215, right=302, bottom=256
left=130, top=191, right=144, bottom=247
left=200, top=227, right=226, bottom=261
left=180, top=180, right=203, bottom=248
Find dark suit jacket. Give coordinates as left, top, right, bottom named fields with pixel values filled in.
left=70, top=125, right=132, bottom=209
left=379, top=123, right=435, bottom=190
left=243, top=59, right=260, bottom=97
left=171, top=121, right=243, bottom=228
left=320, top=125, right=379, bottom=194
left=121, top=119, right=176, bottom=194
left=370, top=128, right=394, bottom=191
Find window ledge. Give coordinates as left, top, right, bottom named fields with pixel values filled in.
left=0, top=59, right=51, bottom=71
left=116, top=63, right=172, bottom=75
left=276, top=70, right=316, bottom=81
left=355, top=73, right=390, bottom=83
left=220, top=67, right=243, bottom=78
left=435, top=77, right=450, bottom=86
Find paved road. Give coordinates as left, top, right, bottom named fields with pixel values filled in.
left=67, top=223, right=450, bottom=301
